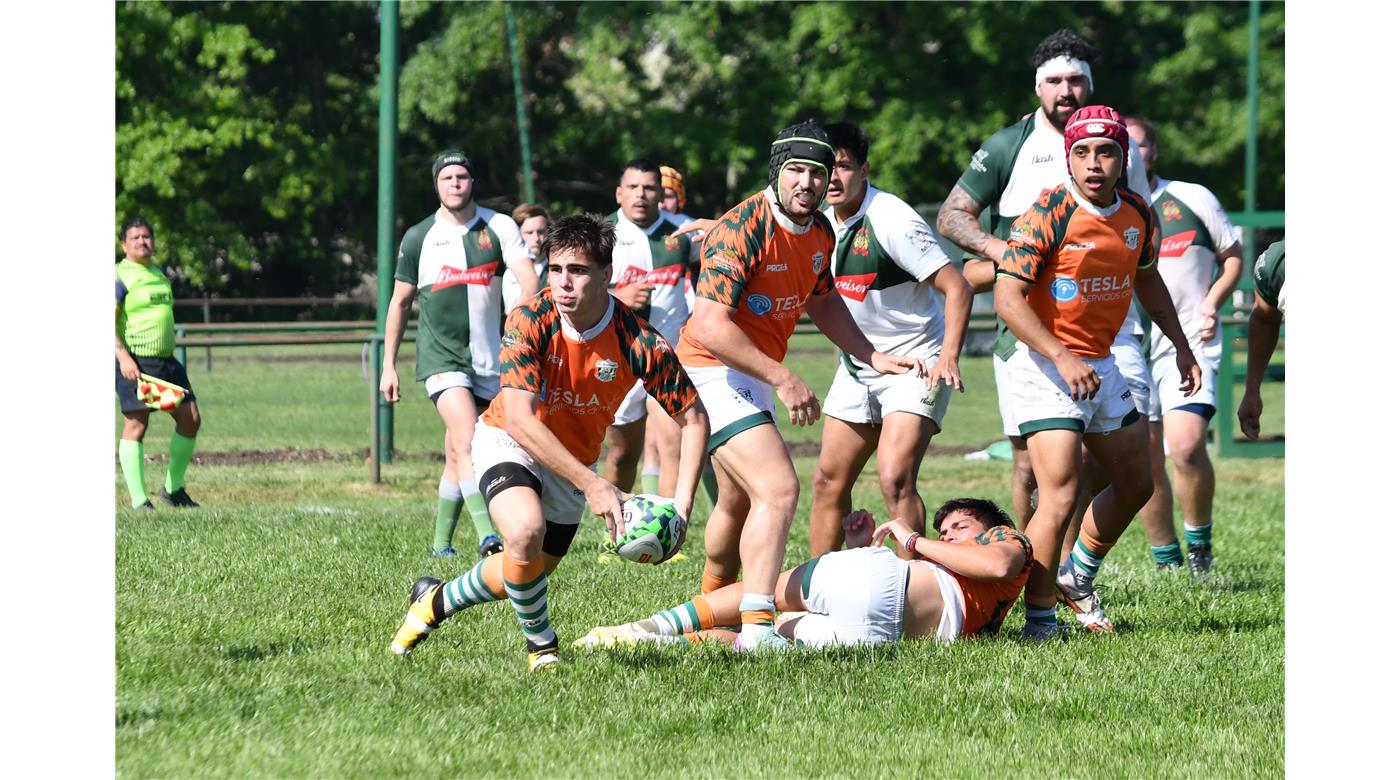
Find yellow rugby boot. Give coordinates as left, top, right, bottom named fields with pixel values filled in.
left=390, top=577, right=445, bottom=657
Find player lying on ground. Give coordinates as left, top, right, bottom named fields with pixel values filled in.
left=576, top=498, right=1030, bottom=649
left=389, top=213, right=710, bottom=672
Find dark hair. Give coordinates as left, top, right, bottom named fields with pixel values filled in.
left=1031, top=28, right=1097, bottom=68
left=120, top=216, right=153, bottom=242
left=620, top=157, right=662, bottom=182
left=539, top=213, right=615, bottom=267
left=512, top=203, right=550, bottom=226
left=1125, top=115, right=1157, bottom=148
left=933, top=498, right=1012, bottom=532
left=823, top=121, right=869, bottom=166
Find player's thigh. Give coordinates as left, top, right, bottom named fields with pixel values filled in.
left=605, top=418, right=645, bottom=460
left=434, top=386, right=481, bottom=448
left=712, top=422, right=798, bottom=506
left=1024, top=428, right=1083, bottom=493
left=1162, top=408, right=1211, bottom=461
left=121, top=409, right=150, bottom=438
left=1082, top=416, right=1153, bottom=495
left=813, top=415, right=879, bottom=495
left=169, top=398, right=201, bottom=431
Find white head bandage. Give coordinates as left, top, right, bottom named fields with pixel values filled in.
left=1035, top=56, right=1093, bottom=93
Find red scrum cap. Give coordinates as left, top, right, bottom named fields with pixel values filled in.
left=1063, top=105, right=1128, bottom=172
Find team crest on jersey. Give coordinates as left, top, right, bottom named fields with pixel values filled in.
left=595, top=359, right=619, bottom=383
left=476, top=230, right=494, bottom=250
left=852, top=228, right=871, bottom=257
left=1160, top=200, right=1183, bottom=221
left=1123, top=227, right=1141, bottom=250
left=664, top=235, right=681, bottom=252
left=811, top=252, right=825, bottom=273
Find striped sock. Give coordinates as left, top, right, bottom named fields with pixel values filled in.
left=738, top=593, right=775, bottom=640
left=1184, top=521, right=1213, bottom=547
left=1152, top=541, right=1185, bottom=567
left=503, top=554, right=555, bottom=649
left=1025, top=603, right=1057, bottom=627
left=440, top=553, right=507, bottom=617
left=648, top=596, right=716, bottom=636
left=641, top=467, right=660, bottom=496
left=434, top=478, right=464, bottom=551
left=1069, top=534, right=1113, bottom=578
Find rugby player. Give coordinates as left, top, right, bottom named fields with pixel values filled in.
left=993, top=106, right=1200, bottom=638
left=674, top=119, right=921, bottom=650
left=504, top=203, right=549, bottom=313
left=115, top=218, right=203, bottom=509
left=381, top=149, right=540, bottom=559
left=1237, top=240, right=1285, bottom=440
left=389, top=213, right=710, bottom=671
left=1126, top=116, right=1244, bottom=573
left=808, top=121, right=974, bottom=558
left=576, top=498, right=1030, bottom=648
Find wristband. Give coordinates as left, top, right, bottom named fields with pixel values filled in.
left=904, top=533, right=921, bottom=554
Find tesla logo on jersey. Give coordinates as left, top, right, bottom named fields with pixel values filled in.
left=595, top=359, right=619, bottom=383
left=1123, top=227, right=1141, bottom=250
left=746, top=293, right=773, bottom=315
left=1051, top=277, right=1080, bottom=302
left=432, top=262, right=499, bottom=290
left=1159, top=230, right=1197, bottom=258
left=835, top=272, right=878, bottom=301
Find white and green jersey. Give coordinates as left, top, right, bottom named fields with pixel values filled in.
left=824, top=184, right=951, bottom=371
left=394, top=207, right=529, bottom=389
left=1253, top=240, right=1286, bottom=315
left=957, top=110, right=1152, bottom=351
left=609, top=210, right=697, bottom=343
left=502, top=252, right=545, bottom=315
left=115, top=259, right=176, bottom=358
left=1147, top=179, right=1239, bottom=361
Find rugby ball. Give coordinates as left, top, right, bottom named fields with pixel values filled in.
left=614, top=494, right=685, bottom=564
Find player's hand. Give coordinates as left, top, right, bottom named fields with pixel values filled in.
left=774, top=370, right=820, bottom=427
left=870, top=351, right=920, bottom=377
left=379, top=365, right=400, bottom=404
left=925, top=355, right=964, bottom=393
left=118, top=354, right=141, bottom=382
left=615, top=282, right=653, bottom=311
left=842, top=509, right=875, bottom=549
left=586, top=476, right=629, bottom=542
left=670, top=218, right=717, bottom=240
left=1197, top=302, right=1219, bottom=343
left=1237, top=390, right=1263, bottom=440
left=1053, top=354, right=1100, bottom=401
left=872, top=518, right=918, bottom=550
left=1175, top=350, right=1202, bottom=397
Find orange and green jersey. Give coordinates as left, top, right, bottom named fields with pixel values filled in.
left=115, top=259, right=176, bottom=358
left=946, top=525, right=1032, bottom=637
left=481, top=289, right=698, bottom=465
left=996, top=184, right=1157, bottom=359
left=675, top=188, right=835, bottom=368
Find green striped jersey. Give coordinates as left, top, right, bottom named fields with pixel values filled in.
left=115, top=259, right=176, bottom=358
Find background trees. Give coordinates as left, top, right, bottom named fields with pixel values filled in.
left=115, top=1, right=1284, bottom=297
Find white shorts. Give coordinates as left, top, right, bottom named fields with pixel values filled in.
left=792, top=546, right=908, bottom=648
left=1149, top=342, right=1221, bottom=419
left=1111, top=332, right=1158, bottom=423
left=470, top=423, right=588, bottom=527
left=992, top=352, right=1020, bottom=438
left=822, top=361, right=950, bottom=429
left=683, top=364, right=775, bottom=453
left=611, top=379, right=649, bottom=427
left=1003, top=342, right=1139, bottom=436
left=424, top=371, right=499, bottom=402
left=929, top=563, right=965, bottom=642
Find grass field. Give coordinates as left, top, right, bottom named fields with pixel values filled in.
left=116, top=335, right=1284, bottom=777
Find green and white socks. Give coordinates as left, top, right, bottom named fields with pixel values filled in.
left=1184, top=521, right=1213, bottom=550
left=433, top=478, right=464, bottom=552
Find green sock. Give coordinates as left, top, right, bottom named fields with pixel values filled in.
left=641, top=468, right=660, bottom=495
left=459, top=474, right=496, bottom=543
left=119, top=439, right=147, bottom=507
left=1184, top=522, right=1213, bottom=547
left=702, top=465, right=719, bottom=508
left=1151, top=541, right=1185, bottom=567
left=434, top=478, right=464, bottom=551
left=164, top=432, right=197, bottom=493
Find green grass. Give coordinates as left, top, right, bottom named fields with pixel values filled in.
left=116, top=335, right=1284, bottom=777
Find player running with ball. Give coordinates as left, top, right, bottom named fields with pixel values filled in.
left=389, top=214, right=710, bottom=672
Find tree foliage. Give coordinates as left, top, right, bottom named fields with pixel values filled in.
left=116, top=0, right=1284, bottom=297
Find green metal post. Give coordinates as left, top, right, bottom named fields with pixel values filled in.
left=376, top=0, right=399, bottom=463
left=506, top=3, right=536, bottom=204
left=1245, top=0, right=1261, bottom=266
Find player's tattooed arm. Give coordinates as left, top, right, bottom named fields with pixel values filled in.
left=937, top=185, right=1006, bottom=293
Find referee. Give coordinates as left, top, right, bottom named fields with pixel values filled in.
left=115, top=217, right=202, bottom=509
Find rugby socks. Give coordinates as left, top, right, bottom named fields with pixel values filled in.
left=738, top=593, right=776, bottom=641
left=119, top=439, right=147, bottom=507
left=439, top=553, right=507, bottom=617
left=1152, top=540, right=1186, bottom=568
left=1025, top=603, right=1058, bottom=630
left=701, top=566, right=736, bottom=594
left=503, top=554, right=556, bottom=649
left=643, top=595, right=716, bottom=636
left=641, top=467, right=660, bottom=496
left=164, top=432, right=197, bottom=493
left=1184, top=521, right=1213, bottom=549
left=458, top=472, right=496, bottom=545
left=1068, top=532, right=1114, bottom=581
left=433, top=478, right=464, bottom=552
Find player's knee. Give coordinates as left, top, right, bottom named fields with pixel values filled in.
left=811, top=463, right=844, bottom=499
left=876, top=467, right=914, bottom=504
left=1115, top=467, right=1155, bottom=510
left=1035, top=484, right=1078, bottom=519
left=180, top=405, right=201, bottom=435
left=123, top=416, right=149, bottom=440
left=761, top=476, right=800, bottom=518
